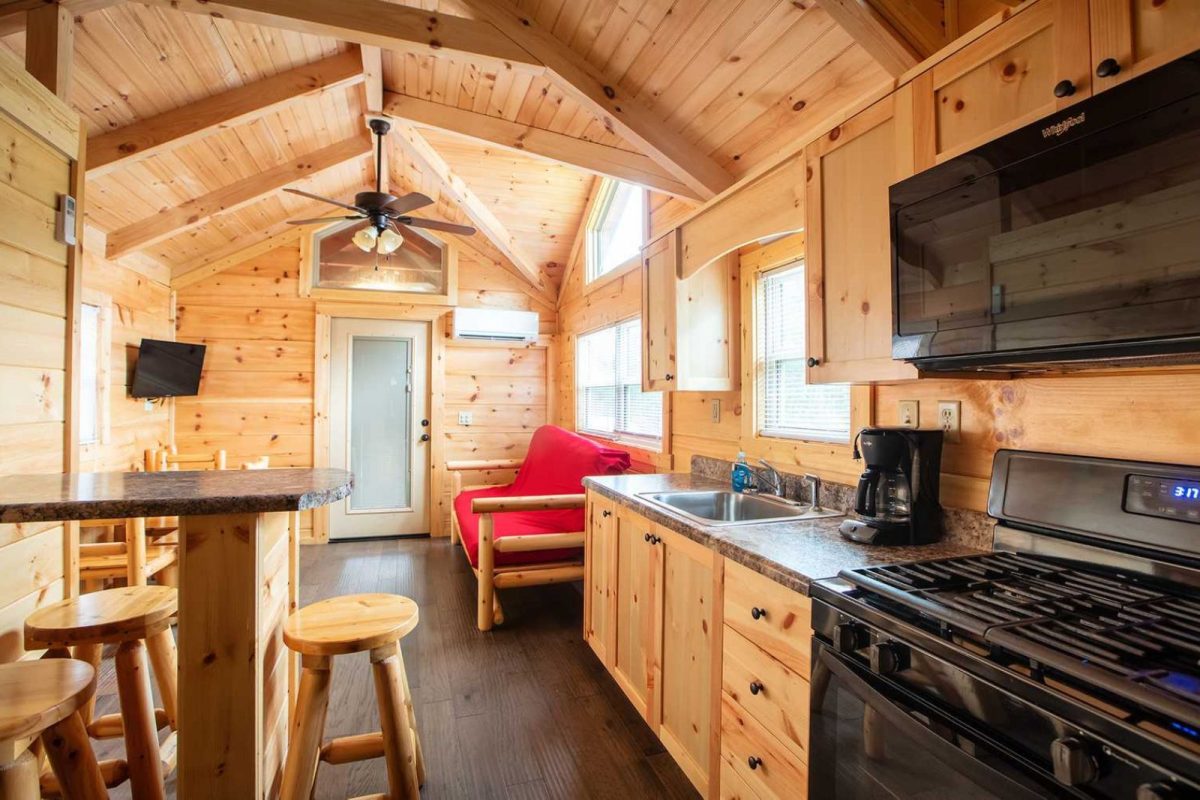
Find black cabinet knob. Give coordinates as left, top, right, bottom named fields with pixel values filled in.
left=749, top=681, right=764, bottom=696
left=1051, top=736, right=1100, bottom=786
left=601, top=510, right=612, bottom=518
left=806, top=357, right=820, bottom=368
left=644, top=532, right=652, bottom=543
left=1096, top=57, right=1121, bottom=78
left=420, top=418, right=429, bottom=427
left=651, top=535, right=661, bottom=545
left=664, top=373, right=674, bottom=381
left=419, top=433, right=430, bottom=442
left=747, top=756, right=763, bottom=771
left=750, top=606, right=767, bottom=621
left=1053, top=79, right=1076, bottom=98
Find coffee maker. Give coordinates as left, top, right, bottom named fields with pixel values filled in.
left=839, top=427, right=944, bottom=545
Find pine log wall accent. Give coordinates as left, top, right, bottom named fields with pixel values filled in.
left=0, top=93, right=69, bottom=661
left=556, top=188, right=1200, bottom=515
left=175, top=243, right=555, bottom=541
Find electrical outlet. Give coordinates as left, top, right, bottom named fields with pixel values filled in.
left=458, top=411, right=472, bottom=426
left=711, top=399, right=721, bottom=424
left=898, top=400, right=919, bottom=428
left=938, top=401, right=961, bottom=443
left=144, top=399, right=155, bottom=412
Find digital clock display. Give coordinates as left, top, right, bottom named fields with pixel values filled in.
left=1171, top=482, right=1200, bottom=501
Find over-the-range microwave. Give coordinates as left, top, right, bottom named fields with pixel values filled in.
left=890, top=49, right=1200, bottom=372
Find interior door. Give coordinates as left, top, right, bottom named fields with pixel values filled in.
left=329, top=317, right=430, bottom=539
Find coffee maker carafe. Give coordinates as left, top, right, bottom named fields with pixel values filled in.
left=839, top=427, right=944, bottom=545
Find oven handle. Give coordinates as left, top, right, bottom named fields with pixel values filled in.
left=816, top=646, right=1048, bottom=797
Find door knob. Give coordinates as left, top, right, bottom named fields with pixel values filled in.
left=1053, top=79, right=1076, bottom=98
left=419, top=433, right=430, bottom=442
left=1096, top=58, right=1121, bottom=78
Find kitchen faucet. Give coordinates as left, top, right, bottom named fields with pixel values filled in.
left=751, top=459, right=785, bottom=497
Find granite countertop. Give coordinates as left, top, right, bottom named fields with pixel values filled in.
left=584, top=472, right=986, bottom=594
left=0, top=468, right=354, bottom=523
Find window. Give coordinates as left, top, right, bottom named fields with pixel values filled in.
left=79, top=302, right=101, bottom=446
left=756, top=262, right=851, bottom=441
left=586, top=180, right=646, bottom=282
left=576, top=318, right=662, bottom=445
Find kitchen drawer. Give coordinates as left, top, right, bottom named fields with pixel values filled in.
left=722, top=626, right=810, bottom=765
left=720, top=691, right=808, bottom=800
left=723, top=559, right=812, bottom=676
left=719, top=758, right=761, bottom=800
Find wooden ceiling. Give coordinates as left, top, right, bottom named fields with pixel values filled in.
left=1, top=0, right=1000, bottom=295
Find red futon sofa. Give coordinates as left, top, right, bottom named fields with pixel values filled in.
left=447, top=425, right=630, bottom=630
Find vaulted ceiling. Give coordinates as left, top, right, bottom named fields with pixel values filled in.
left=0, top=0, right=995, bottom=295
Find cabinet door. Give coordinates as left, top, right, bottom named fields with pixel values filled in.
left=1090, top=0, right=1200, bottom=91
left=911, top=0, right=1091, bottom=167
left=657, top=527, right=717, bottom=795
left=583, top=493, right=617, bottom=666
left=642, top=230, right=679, bottom=391
left=611, top=507, right=661, bottom=721
left=675, top=251, right=740, bottom=393
left=805, top=94, right=918, bottom=384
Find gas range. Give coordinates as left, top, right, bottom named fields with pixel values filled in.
left=809, top=450, right=1200, bottom=799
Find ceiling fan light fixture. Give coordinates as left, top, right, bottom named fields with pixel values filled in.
left=377, top=227, right=403, bottom=255
left=352, top=226, right=378, bottom=252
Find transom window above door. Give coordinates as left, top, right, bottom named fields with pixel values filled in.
left=586, top=180, right=647, bottom=282
left=310, top=218, right=449, bottom=296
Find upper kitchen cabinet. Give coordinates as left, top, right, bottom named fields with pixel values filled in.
left=1089, top=0, right=1200, bottom=90
left=642, top=230, right=739, bottom=393
left=909, top=0, right=1092, bottom=168
left=805, top=89, right=919, bottom=385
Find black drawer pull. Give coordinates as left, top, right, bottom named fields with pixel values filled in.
left=601, top=510, right=612, bottom=518
left=749, top=681, right=764, bottom=696
left=1096, top=57, right=1121, bottom=78
left=644, top=532, right=652, bottom=542
left=750, top=606, right=767, bottom=621
left=748, top=756, right=763, bottom=770
left=806, top=357, right=819, bottom=368
left=1053, top=79, right=1075, bottom=98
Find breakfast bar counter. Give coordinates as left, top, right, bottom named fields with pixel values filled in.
left=0, top=468, right=353, bottom=799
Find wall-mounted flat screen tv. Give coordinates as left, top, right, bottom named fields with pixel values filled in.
left=130, top=339, right=206, bottom=398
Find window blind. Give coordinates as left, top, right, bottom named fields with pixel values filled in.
left=757, top=263, right=851, bottom=441
left=576, top=318, right=662, bottom=443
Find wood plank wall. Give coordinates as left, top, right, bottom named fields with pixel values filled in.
left=175, top=242, right=556, bottom=541
left=0, top=93, right=70, bottom=662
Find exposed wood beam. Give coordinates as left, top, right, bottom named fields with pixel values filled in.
left=391, top=120, right=545, bottom=290
left=0, top=0, right=118, bottom=37
left=816, top=0, right=922, bottom=77
left=170, top=213, right=314, bottom=289
left=383, top=92, right=701, bottom=202
left=459, top=0, right=734, bottom=201
left=106, top=133, right=373, bottom=259
left=24, top=2, right=73, bottom=99
left=139, top=0, right=541, bottom=75
left=361, top=45, right=383, bottom=114
left=87, top=48, right=365, bottom=177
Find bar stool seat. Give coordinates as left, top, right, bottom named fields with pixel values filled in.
left=25, top=587, right=179, bottom=800
left=281, top=594, right=423, bottom=800
left=0, top=660, right=108, bottom=799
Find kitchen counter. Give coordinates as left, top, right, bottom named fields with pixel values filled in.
left=584, top=472, right=986, bottom=594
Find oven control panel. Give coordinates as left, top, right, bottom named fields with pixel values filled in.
left=1125, top=474, right=1200, bottom=523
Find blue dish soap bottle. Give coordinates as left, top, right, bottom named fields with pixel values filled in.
left=731, top=452, right=754, bottom=493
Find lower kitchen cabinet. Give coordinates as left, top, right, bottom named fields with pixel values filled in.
left=584, top=491, right=813, bottom=799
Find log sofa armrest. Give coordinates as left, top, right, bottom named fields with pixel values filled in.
left=470, top=494, right=586, bottom=514
left=445, top=458, right=525, bottom=472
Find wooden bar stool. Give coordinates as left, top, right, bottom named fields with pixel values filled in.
left=280, top=594, right=423, bottom=800
left=0, top=659, right=108, bottom=799
left=24, top=587, right=179, bottom=800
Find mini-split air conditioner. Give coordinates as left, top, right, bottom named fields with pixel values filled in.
left=450, top=307, right=539, bottom=343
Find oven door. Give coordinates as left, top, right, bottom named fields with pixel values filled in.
left=810, top=640, right=1075, bottom=799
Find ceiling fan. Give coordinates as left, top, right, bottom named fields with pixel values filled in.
left=285, top=118, right=476, bottom=255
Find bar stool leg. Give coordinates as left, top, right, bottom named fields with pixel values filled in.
left=0, top=748, right=40, bottom=800
left=41, top=711, right=109, bottom=800
left=145, top=628, right=178, bottom=730
left=115, top=640, right=165, bottom=800
left=280, top=655, right=332, bottom=800
left=73, top=643, right=104, bottom=726
left=394, top=653, right=424, bottom=787
left=370, top=643, right=420, bottom=800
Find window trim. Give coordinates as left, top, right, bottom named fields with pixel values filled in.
left=573, top=315, right=667, bottom=452
left=584, top=179, right=649, bottom=287
left=78, top=290, right=112, bottom=454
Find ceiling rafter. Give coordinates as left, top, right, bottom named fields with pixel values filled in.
left=458, top=0, right=735, bottom=201
left=136, top=0, right=541, bottom=75
left=87, top=48, right=366, bottom=177
left=0, top=0, right=120, bottom=37
left=391, top=120, right=547, bottom=293
left=106, top=133, right=374, bottom=260
left=815, top=0, right=922, bottom=77
left=383, top=92, right=702, bottom=202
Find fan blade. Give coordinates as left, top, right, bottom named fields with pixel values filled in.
left=287, top=215, right=364, bottom=225
left=383, top=192, right=434, bottom=216
left=399, top=217, right=477, bottom=236
left=283, top=187, right=364, bottom=213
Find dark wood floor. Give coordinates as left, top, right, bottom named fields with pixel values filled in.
left=93, top=537, right=698, bottom=799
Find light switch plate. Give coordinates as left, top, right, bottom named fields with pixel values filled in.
left=711, top=399, right=721, bottom=424
left=898, top=400, right=919, bottom=428
left=938, top=401, right=961, bottom=443
left=458, top=411, right=472, bottom=426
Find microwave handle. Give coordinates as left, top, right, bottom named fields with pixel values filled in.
left=816, top=647, right=1048, bottom=798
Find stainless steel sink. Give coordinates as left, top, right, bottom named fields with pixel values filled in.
left=637, top=490, right=842, bottom=527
